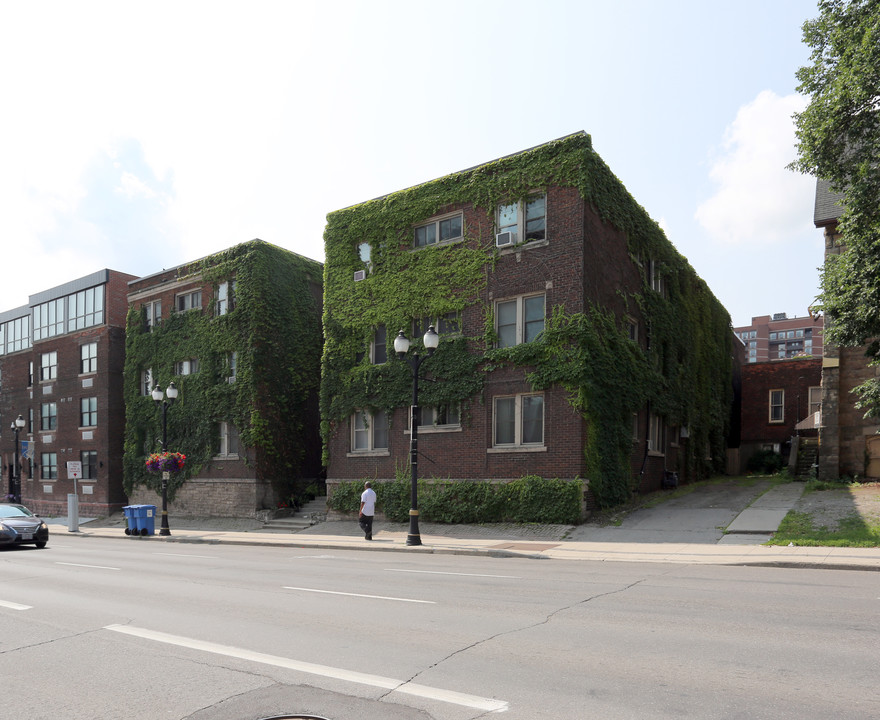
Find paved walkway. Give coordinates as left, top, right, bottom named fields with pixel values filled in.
left=45, top=482, right=880, bottom=571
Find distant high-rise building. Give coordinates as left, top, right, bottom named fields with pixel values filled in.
left=734, top=313, right=824, bottom=364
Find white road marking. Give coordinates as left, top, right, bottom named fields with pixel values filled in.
left=0, top=599, right=32, bottom=610
left=155, top=553, right=218, bottom=559
left=386, top=568, right=521, bottom=579
left=282, top=586, right=435, bottom=604
left=56, top=562, right=120, bottom=570
left=104, top=624, right=508, bottom=712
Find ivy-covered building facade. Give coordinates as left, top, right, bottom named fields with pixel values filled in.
left=322, top=133, right=733, bottom=510
left=123, top=240, right=324, bottom=518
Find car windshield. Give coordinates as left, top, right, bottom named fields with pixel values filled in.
left=0, top=505, right=34, bottom=519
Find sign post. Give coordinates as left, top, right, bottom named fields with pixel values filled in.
left=66, top=461, right=82, bottom=533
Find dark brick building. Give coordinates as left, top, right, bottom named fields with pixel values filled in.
left=739, top=358, right=821, bottom=471
left=124, top=240, right=323, bottom=518
left=0, top=269, right=137, bottom=516
left=322, top=133, right=733, bottom=510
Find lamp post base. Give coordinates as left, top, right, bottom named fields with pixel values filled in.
left=406, top=510, right=421, bottom=546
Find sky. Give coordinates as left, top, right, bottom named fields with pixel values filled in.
left=0, top=0, right=824, bottom=328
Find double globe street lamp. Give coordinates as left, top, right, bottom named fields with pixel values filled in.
left=10, top=414, right=25, bottom=504
left=393, top=325, right=440, bottom=546
left=151, top=381, right=178, bottom=536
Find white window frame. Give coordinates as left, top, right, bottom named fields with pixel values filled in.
left=350, top=410, right=389, bottom=454
left=215, top=421, right=240, bottom=458
left=409, top=403, right=462, bottom=433
left=145, top=300, right=162, bottom=330
left=69, top=286, right=104, bottom=330
left=177, top=290, right=202, bottom=312
left=497, top=194, right=546, bottom=244
left=491, top=393, right=544, bottom=450
left=414, top=211, right=463, bottom=248
left=216, top=281, right=234, bottom=316
left=495, top=294, right=545, bottom=348
left=174, top=358, right=199, bottom=376
left=769, top=389, right=784, bottom=423
left=41, top=452, right=58, bottom=480
left=33, top=298, right=65, bottom=340
left=227, top=351, right=238, bottom=383
left=141, top=368, right=153, bottom=397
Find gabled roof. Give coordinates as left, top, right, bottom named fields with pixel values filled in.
left=814, top=178, right=845, bottom=227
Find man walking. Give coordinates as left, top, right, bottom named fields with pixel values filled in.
left=359, top=481, right=377, bottom=540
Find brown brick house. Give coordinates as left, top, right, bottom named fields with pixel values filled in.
left=0, top=269, right=137, bottom=516
left=322, top=133, right=733, bottom=510
left=813, top=180, right=880, bottom=479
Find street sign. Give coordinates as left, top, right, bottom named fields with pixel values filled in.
left=66, top=461, right=82, bottom=479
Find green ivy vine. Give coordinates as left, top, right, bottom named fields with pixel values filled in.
left=123, top=240, right=323, bottom=501
left=322, top=133, right=732, bottom=507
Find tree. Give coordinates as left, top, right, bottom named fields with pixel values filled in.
left=790, top=0, right=880, bottom=415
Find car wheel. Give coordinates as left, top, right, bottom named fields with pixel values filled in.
left=35, top=540, right=47, bottom=549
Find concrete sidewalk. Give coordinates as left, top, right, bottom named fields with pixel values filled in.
left=46, top=481, right=880, bottom=572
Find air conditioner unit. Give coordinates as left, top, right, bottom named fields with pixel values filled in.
left=495, top=231, right=516, bottom=247
left=353, top=270, right=366, bottom=282
left=226, top=376, right=236, bottom=384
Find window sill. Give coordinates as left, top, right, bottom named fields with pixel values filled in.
left=498, top=238, right=549, bottom=255
left=405, top=425, right=462, bottom=435
left=347, top=450, right=390, bottom=458
left=212, top=453, right=240, bottom=460
left=487, top=445, right=547, bottom=454
left=411, top=237, right=464, bottom=251
left=647, top=449, right=665, bottom=457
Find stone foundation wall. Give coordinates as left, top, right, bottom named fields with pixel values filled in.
left=128, top=476, right=277, bottom=518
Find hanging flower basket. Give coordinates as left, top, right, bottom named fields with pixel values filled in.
left=145, top=451, right=186, bottom=473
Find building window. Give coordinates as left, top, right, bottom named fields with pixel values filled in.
left=413, top=312, right=460, bottom=337
left=40, top=351, right=58, bottom=381
left=496, top=294, right=545, bottom=348
left=80, top=397, right=97, bottom=427
left=41, top=452, right=58, bottom=480
left=145, top=300, right=162, bottom=330
left=414, top=212, right=463, bottom=248
left=216, top=281, right=234, bottom=316
left=28, top=361, right=34, bottom=386
left=81, top=450, right=98, bottom=480
left=414, top=404, right=461, bottom=429
left=141, top=368, right=153, bottom=396
left=493, top=394, right=544, bottom=447
left=69, top=286, right=104, bottom=330
left=33, top=298, right=65, bottom=340
left=215, top=422, right=240, bottom=457
left=649, top=260, right=664, bottom=293
left=372, top=325, right=387, bottom=364
left=497, top=195, right=546, bottom=243
left=352, top=410, right=389, bottom=452
left=227, top=351, right=238, bottom=383
left=769, top=389, right=784, bottom=423
left=174, top=358, right=199, bottom=376
left=809, top=386, right=821, bottom=415
left=177, top=290, right=202, bottom=312
left=648, top=414, right=665, bottom=452
left=627, top=318, right=638, bottom=342
left=81, top=342, right=97, bottom=374
left=3, top=315, right=31, bottom=353
left=41, top=402, right=57, bottom=431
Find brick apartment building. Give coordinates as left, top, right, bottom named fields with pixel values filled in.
left=0, top=269, right=137, bottom=516
left=813, top=180, right=880, bottom=479
left=322, top=133, right=733, bottom=509
left=738, top=358, right=821, bottom=473
left=123, top=240, right=324, bottom=518
left=734, top=313, right=824, bottom=363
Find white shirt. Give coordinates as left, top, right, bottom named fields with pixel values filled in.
left=360, top=488, right=377, bottom=516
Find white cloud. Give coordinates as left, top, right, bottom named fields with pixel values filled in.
left=695, top=90, right=815, bottom=245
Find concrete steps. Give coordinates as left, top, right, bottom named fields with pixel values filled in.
left=260, top=496, right=327, bottom=533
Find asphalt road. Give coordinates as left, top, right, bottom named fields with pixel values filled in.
left=2, top=536, right=878, bottom=719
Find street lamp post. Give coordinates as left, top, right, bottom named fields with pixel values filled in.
left=394, top=325, right=440, bottom=547
left=10, top=415, right=25, bottom=504
left=151, top=381, right=178, bottom=536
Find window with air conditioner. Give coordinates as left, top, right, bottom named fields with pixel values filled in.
left=497, top=195, right=546, bottom=246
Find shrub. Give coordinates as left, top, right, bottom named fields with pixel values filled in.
left=746, top=449, right=784, bottom=474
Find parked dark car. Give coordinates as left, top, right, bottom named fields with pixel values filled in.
left=0, top=504, right=49, bottom=549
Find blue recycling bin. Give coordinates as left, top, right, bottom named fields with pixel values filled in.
left=134, top=505, right=156, bottom=536
left=122, top=505, right=138, bottom=535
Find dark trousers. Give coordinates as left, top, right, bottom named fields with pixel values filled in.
left=358, top=514, right=374, bottom=537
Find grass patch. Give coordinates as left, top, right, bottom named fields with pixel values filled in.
left=769, top=510, right=880, bottom=547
